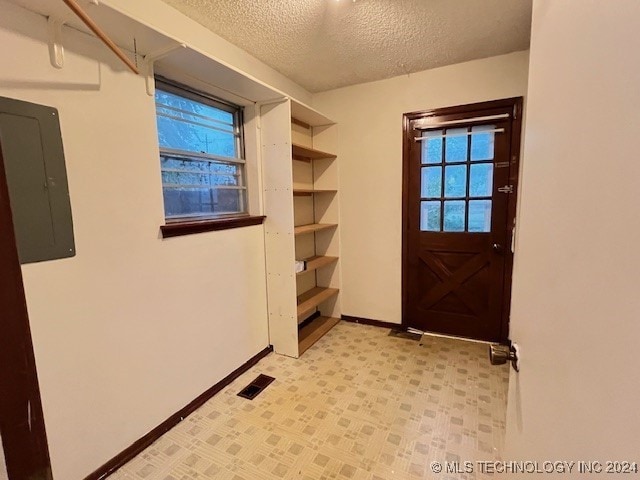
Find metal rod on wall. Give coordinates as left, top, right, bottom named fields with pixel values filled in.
left=61, top=0, right=140, bottom=75
left=415, top=113, right=510, bottom=129
left=415, top=128, right=505, bottom=142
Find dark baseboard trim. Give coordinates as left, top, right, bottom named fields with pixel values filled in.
left=84, top=345, right=273, bottom=480
left=341, top=315, right=401, bottom=330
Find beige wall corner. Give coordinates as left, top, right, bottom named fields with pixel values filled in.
left=312, top=51, right=530, bottom=324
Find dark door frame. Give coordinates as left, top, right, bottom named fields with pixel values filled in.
left=401, top=97, right=523, bottom=342
left=0, top=143, right=53, bottom=479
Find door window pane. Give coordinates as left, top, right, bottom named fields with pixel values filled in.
left=469, top=163, right=493, bottom=197
left=417, top=123, right=499, bottom=235
left=445, top=128, right=468, bottom=163
left=468, top=200, right=492, bottom=232
left=470, top=125, right=495, bottom=161
left=444, top=200, right=465, bottom=232
left=422, top=131, right=443, bottom=164
left=421, top=201, right=441, bottom=231
left=444, top=165, right=467, bottom=198
left=421, top=167, right=442, bottom=198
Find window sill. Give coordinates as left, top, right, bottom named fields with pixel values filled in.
left=160, top=215, right=266, bottom=239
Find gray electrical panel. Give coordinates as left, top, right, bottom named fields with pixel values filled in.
left=0, top=96, right=75, bottom=264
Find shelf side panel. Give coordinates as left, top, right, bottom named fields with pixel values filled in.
left=261, top=100, right=298, bottom=358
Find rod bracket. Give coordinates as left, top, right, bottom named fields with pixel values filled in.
left=143, top=42, right=187, bottom=96
left=47, top=17, right=66, bottom=69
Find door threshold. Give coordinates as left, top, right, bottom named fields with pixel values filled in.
left=416, top=330, right=500, bottom=346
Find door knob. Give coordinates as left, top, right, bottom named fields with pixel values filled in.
left=492, top=243, right=503, bottom=253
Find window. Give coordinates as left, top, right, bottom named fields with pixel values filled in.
left=420, top=125, right=495, bottom=232
left=155, top=78, right=247, bottom=222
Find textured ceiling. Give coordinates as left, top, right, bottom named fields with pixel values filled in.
left=160, top=0, right=532, bottom=93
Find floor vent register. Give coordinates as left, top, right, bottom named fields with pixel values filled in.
left=237, top=374, right=275, bottom=400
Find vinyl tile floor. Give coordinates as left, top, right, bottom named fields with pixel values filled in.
left=110, top=322, right=509, bottom=480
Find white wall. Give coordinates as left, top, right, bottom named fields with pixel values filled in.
left=313, top=52, right=530, bottom=324
left=504, top=0, right=640, bottom=470
left=0, top=3, right=272, bottom=478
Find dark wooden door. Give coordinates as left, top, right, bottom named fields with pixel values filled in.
left=0, top=142, right=53, bottom=480
left=402, top=98, right=522, bottom=342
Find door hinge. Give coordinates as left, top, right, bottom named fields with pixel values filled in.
left=498, top=185, right=514, bottom=194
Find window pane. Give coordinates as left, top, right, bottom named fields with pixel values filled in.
left=421, top=166, right=442, bottom=198
left=156, top=115, right=236, bottom=158
left=469, top=163, right=494, bottom=197
left=421, top=201, right=441, bottom=231
left=468, top=200, right=492, bottom=232
left=155, top=83, right=246, bottom=221
left=444, top=165, right=467, bottom=198
left=471, top=125, right=495, bottom=161
left=445, top=128, right=468, bottom=163
left=422, top=130, right=443, bottom=164
left=161, top=156, right=244, bottom=218
left=156, top=90, right=234, bottom=125
left=443, top=200, right=465, bottom=232
left=163, top=187, right=244, bottom=218
left=156, top=90, right=237, bottom=158
left=161, top=157, right=241, bottom=187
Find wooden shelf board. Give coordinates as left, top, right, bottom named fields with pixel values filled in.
left=296, top=256, right=338, bottom=276
left=292, top=143, right=337, bottom=161
left=297, top=287, right=339, bottom=321
left=294, top=223, right=337, bottom=236
left=293, top=189, right=337, bottom=196
left=291, top=100, right=336, bottom=127
left=298, top=317, right=340, bottom=355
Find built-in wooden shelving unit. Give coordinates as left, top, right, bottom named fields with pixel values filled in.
left=296, top=256, right=338, bottom=276
left=291, top=125, right=340, bottom=353
left=261, top=99, right=340, bottom=358
left=294, top=223, right=337, bottom=236
left=293, top=189, right=337, bottom=196
left=292, top=143, right=337, bottom=161
left=297, top=287, right=339, bottom=322
left=298, top=316, right=341, bottom=355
